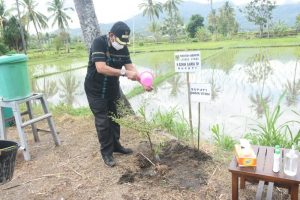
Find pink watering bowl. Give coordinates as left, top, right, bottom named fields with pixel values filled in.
left=139, top=71, right=154, bottom=87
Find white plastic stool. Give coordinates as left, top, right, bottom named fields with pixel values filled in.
left=0, top=93, right=60, bottom=160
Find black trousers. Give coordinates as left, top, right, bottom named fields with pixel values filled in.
left=86, top=95, right=122, bottom=157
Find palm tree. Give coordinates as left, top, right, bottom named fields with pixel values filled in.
left=138, top=0, right=163, bottom=22
left=47, top=0, right=73, bottom=32
left=163, top=0, right=182, bottom=15
left=0, top=1, right=10, bottom=35
left=72, top=0, right=100, bottom=49
left=20, top=0, right=48, bottom=40
left=208, top=0, right=213, bottom=11
left=148, top=21, right=160, bottom=42
left=161, top=0, right=183, bottom=43
left=48, top=0, right=73, bottom=53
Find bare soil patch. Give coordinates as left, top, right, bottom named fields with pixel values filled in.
left=0, top=114, right=290, bottom=199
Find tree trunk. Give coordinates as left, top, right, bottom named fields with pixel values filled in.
left=73, top=0, right=135, bottom=115
left=73, top=0, right=101, bottom=49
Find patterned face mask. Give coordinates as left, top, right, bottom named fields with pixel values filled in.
left=111, top=41, right=124, bottom=50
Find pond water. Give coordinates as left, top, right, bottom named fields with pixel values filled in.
left=30, top=47, right=300, bottom=139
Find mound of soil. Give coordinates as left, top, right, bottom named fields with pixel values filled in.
left=118, top=140, right=213, bottom=191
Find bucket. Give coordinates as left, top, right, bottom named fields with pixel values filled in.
left=0, top=54, right=31, bottom=101
left=139, top=71, right=154, bottom=87
left=0, top=140, right=19, bottom=185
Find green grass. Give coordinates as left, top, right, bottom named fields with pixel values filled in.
left=211, top=124, right=236, bottom=151
left=27, top=48, right=88, bottom=64
left=51, top=104, right=91, bottom=116
left=130, top=36, right=300, bottom=53
left=152, top=107, right=191, bottom=141
left=245, top=94, right=300, bottom=149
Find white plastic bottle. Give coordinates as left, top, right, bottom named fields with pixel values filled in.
left=273, top=145, right=281, bottom=173
left=284, top=146, right=298, bottom=176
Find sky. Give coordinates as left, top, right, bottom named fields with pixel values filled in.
left=5, top=0, right=300, bottom=33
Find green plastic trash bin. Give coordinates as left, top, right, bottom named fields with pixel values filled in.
left=0, top=54, right=30, bottom=101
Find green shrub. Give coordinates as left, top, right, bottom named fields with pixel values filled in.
left=152, top=108, right=190, bottom=141
left=211, top=124, right=236, bottom=151
left=0, top=43, right=9, bottom=55
left=245, top=94, right=300, bottom=148
left=196, top=27, right=211, bottom=41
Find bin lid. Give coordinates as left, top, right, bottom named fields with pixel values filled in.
left=0, top=54, right=28, bottom=65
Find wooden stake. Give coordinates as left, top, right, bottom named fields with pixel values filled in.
left=186, top=72, right=194, bottom=147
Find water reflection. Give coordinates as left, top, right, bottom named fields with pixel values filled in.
left=58, top=72, right=83, bottom=106
left=209, top=69, right=222, bottom=101
left=205, top=49, right=237, bottom=73
left=32, top=78, right=58, bottom=98
left=244, top=50, right=273, bottom=117
left=249, top=92, right=271, bottom=118
left=166, top=74, right=184, bottom=97
left=285, top=60, right=300, bottom=106
left=30, top=48, right=300, bottom=138
left=31, top=65, right=58, bottom=98
left=244, top=50, right=272, bottom=84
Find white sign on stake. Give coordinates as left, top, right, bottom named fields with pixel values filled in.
left=174, top=51, right=201, bottom=73
left=190, top=83, right=211, bottom=103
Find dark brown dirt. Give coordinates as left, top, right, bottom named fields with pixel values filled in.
left=0, top=114, right=291, bottom=199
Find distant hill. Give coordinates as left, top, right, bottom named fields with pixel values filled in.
left=69, top=1, right=300, bottom=37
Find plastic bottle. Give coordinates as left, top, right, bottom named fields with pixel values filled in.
left=273, top=145, right=281, bottom=173
left=284, top=145, right=298, bottom=176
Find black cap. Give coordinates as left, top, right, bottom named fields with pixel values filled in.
left=110, top=21, right=130, bottom=45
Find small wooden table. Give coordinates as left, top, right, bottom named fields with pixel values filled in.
left=228, top=145, right=300, bottom=200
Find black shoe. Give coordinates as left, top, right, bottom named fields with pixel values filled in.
left=114, top=147, right=133, bottom=154
left=102, top=155, right=116, bottom=167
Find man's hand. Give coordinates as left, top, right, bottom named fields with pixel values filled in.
left=126, top=70, right=139, bottom=81
left=143, top=85, right=153, bottom=92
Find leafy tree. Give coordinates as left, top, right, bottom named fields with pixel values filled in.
left=216, top=1, right=239, bottom=37
left=0, top=42, right=8, bottom=55
left=296, top=14, right=300, bottom=32
left=272, top=20, right=288, bottom=37
left=0, top=1, right=11, bottom=37
left=48, top=0, right=73, bottom=53
left=161, top=0, right=184, bottom=43
left=3, top=16, right=28, bottom=51
left=186, top=14, right=204, bottom=38
left=47, top=0, right=73, bottom=32
left=53, top=34, right=64, bottom=52
left=208, top=0, right=213, bottom=11
left=138, top=0, right=163, bottom=22
left=242, top=0, right=276, bottom=38
left=20, top=0, right=48, bottom=40
left=148, top=21, right=161, bottom=42
left=161, top=10, right=184, bottom=43
left=163, top=0, right=182, bottom=15
left=72, top=0, right=100, bottom=49
left=196, top=27, right=210, bottom=41
left=207, top=9, right=217, bottom=34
